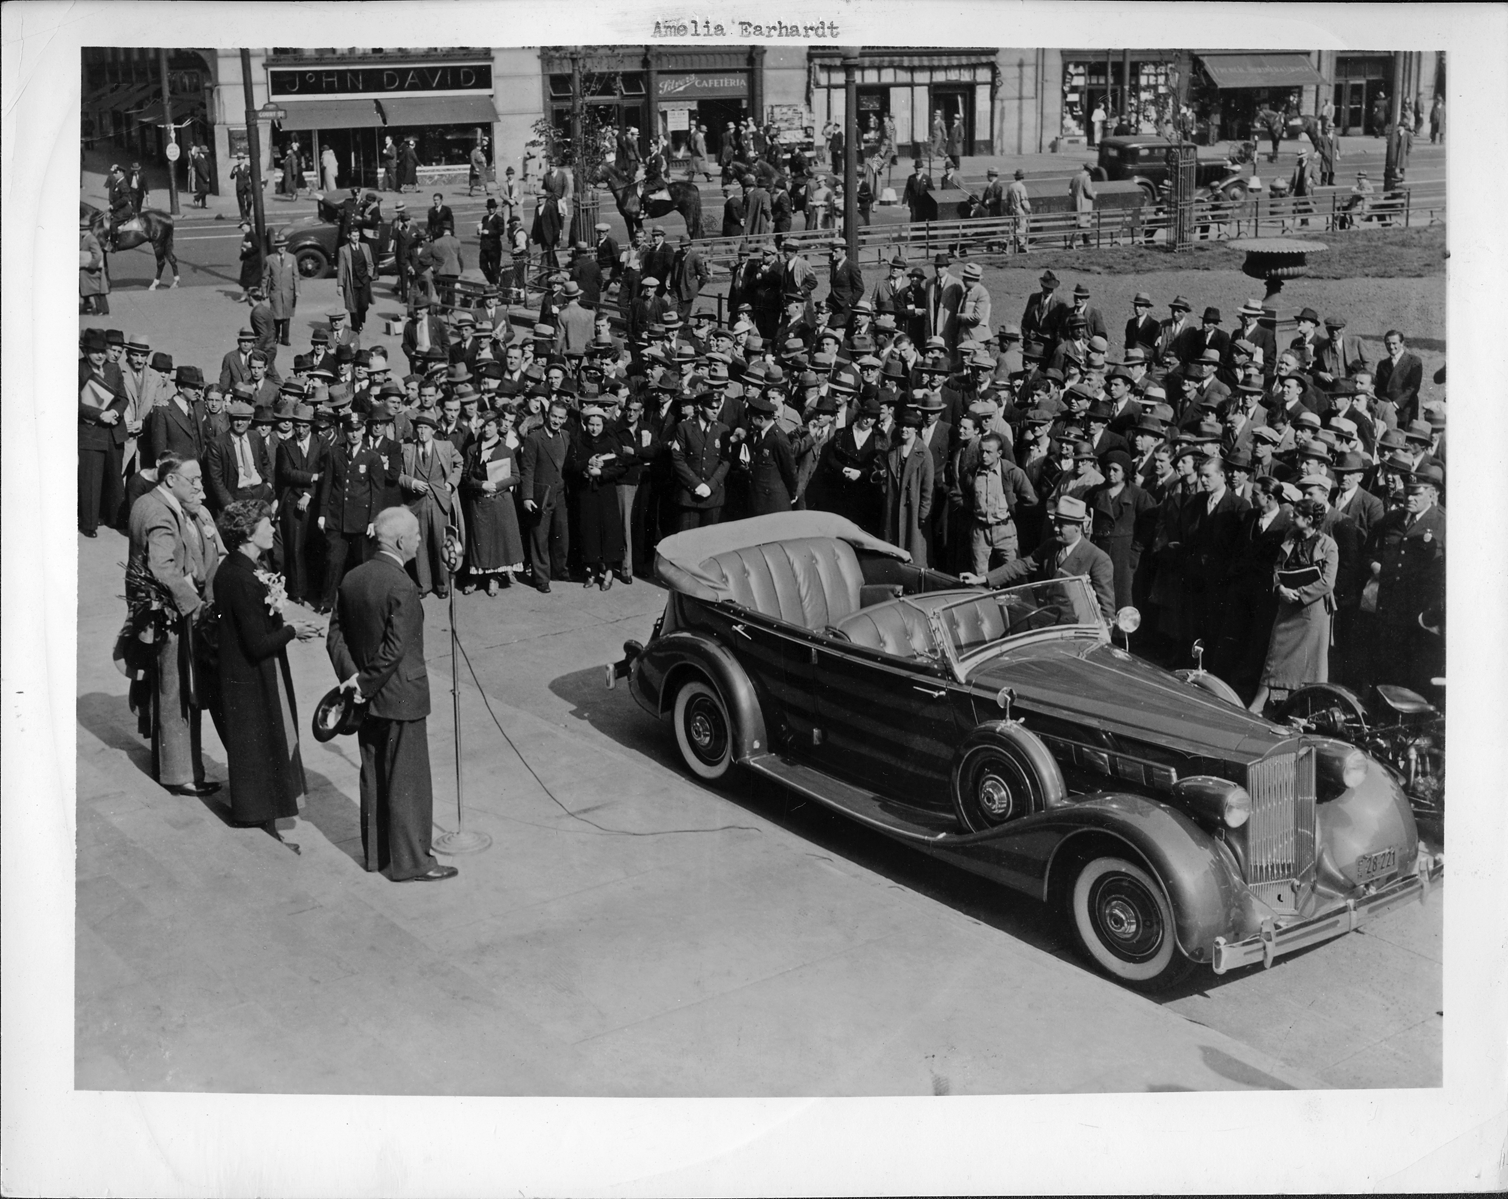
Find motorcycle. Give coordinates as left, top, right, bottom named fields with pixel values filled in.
left=1275, top=682, right=1445, bottom=839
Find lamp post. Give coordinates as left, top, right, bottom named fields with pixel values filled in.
left=239, top=49, right=269, bottom=254
left=840, top=46, right=861, bottom=259
left=1383, top=51, right=1407, bottom=193
left=158, top=49, right=180, bottom=216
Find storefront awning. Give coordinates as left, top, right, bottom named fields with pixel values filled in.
left=278, top=99, right=384, bottom=130
left=376, top=94, right=497, bottom=126
left=1197, top=53, right=1328, bottom=89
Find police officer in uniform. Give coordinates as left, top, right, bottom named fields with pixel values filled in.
left=670, top=389, right=730, bottom=530
left=1365, top=463, right=1445, bottom=697
left=744, top=394, right=798, bottom=515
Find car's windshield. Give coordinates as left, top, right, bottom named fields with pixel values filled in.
left=923, top=578, right=1104, bottom=665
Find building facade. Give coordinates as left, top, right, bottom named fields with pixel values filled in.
left=80, top=46, right=1441, bottom=200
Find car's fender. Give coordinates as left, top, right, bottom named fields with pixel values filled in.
left=631, top=631, right=770, bottom=763
left=1038, top=793, right=1255, bottom=963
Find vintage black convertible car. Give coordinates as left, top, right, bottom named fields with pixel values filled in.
left=607, top=513, right=1441, bottom=990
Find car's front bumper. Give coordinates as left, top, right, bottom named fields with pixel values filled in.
left=1211, top=850, right=1443, bottom=975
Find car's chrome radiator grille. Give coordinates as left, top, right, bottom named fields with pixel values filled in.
left=1245, top=747, right=1317, bottom=900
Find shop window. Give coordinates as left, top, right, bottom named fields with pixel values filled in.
left=549, top=74, right=574, bottom=99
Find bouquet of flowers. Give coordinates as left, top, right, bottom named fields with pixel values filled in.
left=255, top=569, right=289, bottom=618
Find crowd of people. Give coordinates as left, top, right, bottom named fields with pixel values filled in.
left=83, top=139, right=1445, bottom=874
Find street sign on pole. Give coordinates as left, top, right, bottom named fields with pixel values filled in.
left=164, top=142, right=181, bottom=162
left=260, top=102, right=288, bottom=123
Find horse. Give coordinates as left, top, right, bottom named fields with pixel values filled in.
left=590, top=163, right=703, bottom=241
left=81, top=201, right=179, bottom=288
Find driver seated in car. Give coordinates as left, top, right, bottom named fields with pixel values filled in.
left=962, top=494, right=1115, bottom=623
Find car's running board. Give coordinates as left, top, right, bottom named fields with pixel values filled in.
left=743, top=753, right=977, bottom=845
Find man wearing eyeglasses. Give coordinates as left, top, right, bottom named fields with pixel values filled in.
left=126, top=453, right=224, bottom=796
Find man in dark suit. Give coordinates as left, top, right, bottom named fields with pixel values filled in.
left=593, top=221, right=620, bottom=287
left=826, top=239, right=866, bottom=328
left=902, top=159, right=933, bottom=222
left=204, top=400, right=274, bottom=514
left=1365, top=464, right=1445, bottom=695
left=275, top=404, right=325, bottom=606
left=568, top=239, right=604, bottom=309
left=1051, top=283, right=1108, bottom=347
left=641, top=225, right=676, bottom=297
left=1124, top=291, right=1160, bottom=356
left=670, top=390, right=731, bottom=530
left=1312, top=316, right=1369, bottom=388
left=79, top=327, right=130, bottom=535
left=1020, top=269, right=1064, bottom=346
left=965, top=494, right=1115, bottom=622
left=1375, top=329, right=1425, bottom=426
left=316, top=410, right=385, bottom=611
left=142, top=365, right=208, bottom=467
left=1231, top=298, right=1278, bottom=372
left=1155, top=296, right=1195, bottom=364
left=1182, top=455, right=1251, bottom=649
left=519, top=399, right=572, bottom=591
left=218, top=328, right=258, bottom=390
left=425, top=192, right=453, bottom=241
left=248, top=287, right=279, bottom=367
left=744, top=395, right=797, bottom=515
left=668, top=234, right=712, bottom=321
left=327, top=506, right=456, bottom=883
left=1180, top=307, right=1230, bottom=365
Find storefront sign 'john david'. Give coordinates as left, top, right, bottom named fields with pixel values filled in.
left=269, top=64, right=493, bottom=97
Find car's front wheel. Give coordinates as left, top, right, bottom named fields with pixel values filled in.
left=295, top=246, right=330, bottom=279
left=673, top=679, right=733, bottom=781
left=1070, top=856, right=1192, bottom=992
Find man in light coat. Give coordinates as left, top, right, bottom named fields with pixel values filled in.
left=1068, top=161, right=1097, bottom=248
left=954, top=262, right=992, bottom=348
left=398, top=413, right=461, bottom=596
left=126, top=453, right=223, bottom=794
left=924, top=253, right=964, bottom=354
left=261, top=232, right=300, bottom=347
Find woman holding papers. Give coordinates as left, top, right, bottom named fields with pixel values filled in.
left=1248, top=497, right=1338, bottom=714
left=461, top=407, right=524, bottom=596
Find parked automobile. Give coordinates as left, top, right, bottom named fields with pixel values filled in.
left=1096, top=135, right=1255, bottom=203
left=274, top=193, right=395, bottom=280
left=606, top=513, right=1441, bottom=991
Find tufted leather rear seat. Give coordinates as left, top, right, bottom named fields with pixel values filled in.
left=703, top=537, right=866, bottom=630
left=835, top=600, right=938, bottom=658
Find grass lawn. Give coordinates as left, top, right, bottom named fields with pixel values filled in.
left=958, top=224, right=1446, bottom=279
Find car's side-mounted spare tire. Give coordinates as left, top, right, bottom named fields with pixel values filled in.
left=952, top=721, right=1066, bottom=832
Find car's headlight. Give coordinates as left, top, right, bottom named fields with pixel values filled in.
left=1173, top=775, right=1252, bottom=829
left=1313, top=739, right=1371, bottom=799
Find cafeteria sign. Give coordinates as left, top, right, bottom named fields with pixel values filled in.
left=657, top=72, right=745, bottom=99
left=270, top=63, right=493, bottom=97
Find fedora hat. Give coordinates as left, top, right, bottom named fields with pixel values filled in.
left=1052, top=495, right=1090, bottom=524
left=1295, top=307, right=1321, bottom=324
left=1169, top=295, right=1192, bottom=312
left=174, top=364, right=203, bottom=387
left=1202, top=306, right=1222, bottom=323
left=312, top=686, right=363, bottom=742
left=151, top=352, right=174, bottom=373
left=1408, top=463, right=1445, bottom=489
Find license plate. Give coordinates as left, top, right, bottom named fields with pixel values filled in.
left=1356, top=846, right=1399, bottom=883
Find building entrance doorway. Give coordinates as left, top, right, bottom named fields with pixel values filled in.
left=932, top=86, right=974, bottom=161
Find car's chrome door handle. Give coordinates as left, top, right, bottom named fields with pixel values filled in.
left=913, top=685, right=947, bottom=698
left=731, top=623, right=751, bottom=639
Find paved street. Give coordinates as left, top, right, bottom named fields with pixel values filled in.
left=82, top=137, right=1445, bottom=292
left=75, top=287, right=1442, bottom=1097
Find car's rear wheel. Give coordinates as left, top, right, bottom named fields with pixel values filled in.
left=673, top=679, right=733, bottom=781
left=1070, top=856, right=1192, bottom=992
left=295, top=246, right=330, bottom=279
left=1223, top=181, right=1249, bottom=203
left=952, top=726, right=1064, bottom=832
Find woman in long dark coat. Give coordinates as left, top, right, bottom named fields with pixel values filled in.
left=237, top=222, right=263, bottom=297
left=213, top=500, right=323, bottom=850
left=569, top=408, right=627, bottom=589
left=1249, top=498, right=1338, bottom=714
left=1085, top=449, right=1159, bottom=611
left=461, top=406, right=525, bottom=596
